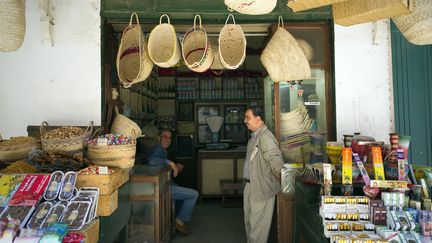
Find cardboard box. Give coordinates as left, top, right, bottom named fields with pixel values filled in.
left=69, top=218, right=100, bottom=243
left=76, top=168, right=123, bottom=195
left=97, top=189, right=118, bottom=216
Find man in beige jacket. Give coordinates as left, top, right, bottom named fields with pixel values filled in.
left=243, top=106, right=284, bottom=243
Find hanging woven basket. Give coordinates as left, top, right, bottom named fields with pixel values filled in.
left=392, top=0, right=432, bottom=45
left=333, top=0, right=410, bottom=26
left=296, top=38, right=314, bottom=62
left=116, top=12, right=154, bottom=88
left=225, top=0, right=277, bottom=15
left=181, top=15, right=214, bottom=73
left=0, top=0, right=26, bottom=52
left=287, top=0, right=347, bottom=12
left=261, top=16, right=311, bottom=82
left=148, top=14, right=181, bottom=68
left=219, top=14, right=247, bottom=70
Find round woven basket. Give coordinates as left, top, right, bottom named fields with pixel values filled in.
left=392, top=0, right=432, bottom=45
left=110, top=106, right=142, bottom=139
left=40, top=121, right=93, bottom=157
left=0, top=0, right=25, bottom=52
left=261, top=16, right=311, bottom=82
left=116, top=12, right=154, bottom=88
left=87, top=130, right=137, bottom=169
left=224, top=0, right=277, bottom=15
left=181, top=15, right=214, bottom=73
left=219, top=14, right=247, bottom=70
left=148, top=14, right=181, bottom=67
left=0, top=136, right=40, bottom=164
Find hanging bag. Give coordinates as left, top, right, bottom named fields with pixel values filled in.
left=224, top=0, right=277, bottom=15
left=219, top=14, right=247, bottom=70
left=392, top=0, right=432, bottom=45
left=333, top=0, right=410, bottom=26
left=148, top=14, right=181, bottom=67
left=181, top=15, right=214, bottom=73
left=116, top=12, right=154, bottom=88
left=261, top=16, right=311, bottom=82
left=0, top=0, right=26, bottom=52
left=287, top=0, right=347, bottom=12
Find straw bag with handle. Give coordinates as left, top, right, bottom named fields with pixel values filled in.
left=333, top=0, right=410, bottom=26
left=287, top=0, right=347, bottom=12
left=219, top=14, right=247, bottom=70
left=110, top=106, right=142, bottom=139
left=0, top=0, right=25, bottom=52
left=392, top=0, right=432, bottom=45
left=181, top=15, right=214, bottom=73
left=261, top=16, right=311, bottom=82
left=148, top=14, right=181, bottom=67
left=116, top=12, right=154, bottom=88
left=225, top=0, right=277, bottom=15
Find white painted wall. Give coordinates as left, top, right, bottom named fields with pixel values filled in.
left=334, top=20, right=394, bottom=143
left=0, top=0, right=101, bottom=138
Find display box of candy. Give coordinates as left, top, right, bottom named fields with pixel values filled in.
left=27, top=202, right=52, bottom=229
left=43, top=171, right=64, bottom=201
left=0, top=205, right=35, bottom=228
left=75, top=187, right=99, bottom=223
left=41, top=203, right=66, bottom=229
left=59, top=171, right=77, bottom=201
left=9, top=174, right=50, bottom=207
left=61, top=201, right=91, bottom=231
left=76, top=167, right=121, bottom=195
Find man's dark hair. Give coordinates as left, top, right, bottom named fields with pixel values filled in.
left=247, top=106, right=265, bottom=122
left=158, top=128, right=172, bottom=136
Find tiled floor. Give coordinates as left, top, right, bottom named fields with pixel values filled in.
left=171, top=199, right=246, bottom=243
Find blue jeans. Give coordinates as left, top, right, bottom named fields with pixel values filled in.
left=171, top=184, right=198, bottom=222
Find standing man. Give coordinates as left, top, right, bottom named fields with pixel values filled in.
left=146, top=129, right=198, bottom=235
left=243, top=106, right=284, bottom=243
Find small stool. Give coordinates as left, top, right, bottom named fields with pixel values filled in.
left=220, top=179, right=244, bottom=207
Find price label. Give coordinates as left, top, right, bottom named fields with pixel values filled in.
left=304, top=102, right=320, bottom=106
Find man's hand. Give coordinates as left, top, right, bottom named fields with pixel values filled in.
left=168, top=161, right=179, bottom=177
left=177, top=163, right=184, bottom=173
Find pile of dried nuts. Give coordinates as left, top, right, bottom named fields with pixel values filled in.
left=0, top=137, right=37, bottom=146
left=42, top=127, right=86, bottom=139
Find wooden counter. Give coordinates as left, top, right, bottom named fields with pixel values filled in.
left=197, top=147, right=246, bottom=202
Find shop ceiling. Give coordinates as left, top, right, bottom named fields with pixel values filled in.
left=101, top=0, right=333, bottom=24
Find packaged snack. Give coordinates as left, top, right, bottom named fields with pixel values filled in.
left=41, top=204, right=66, bottom=229
left=43, top=171, right=64, bottom=201
left=61, top=201, right=91, bottom=230
left=9, top=174, right=50, bottom=207
left=59, top=172, right=77, bottom=201
left=76, top=187, right=99, bottom=223
left=27, top=202, right=52, bottom=229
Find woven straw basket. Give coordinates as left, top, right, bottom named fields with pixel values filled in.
left=40, top=121, right=93, bottom=157
left=0, top=0, right=25, bottom=52
left=110, top=106, right=142, bottom=139
left=87, top=130, right=137, bottom=169
left=296, top=38, right=314, bottom=62
left=287, top=0, right=347, bottom=12
left=219, top=14, right=247, bottom=70
left=392, top=0, right=432, bottom=45
left=333, top=0, right=410, bottom=26
left=116, top=12, right=154, bottom=88
left=225, top=0, right=277, bottom=15
left=261, top=17, right=311, bottom=82
left=148, top=14, right=181, bottom=68
left=0, top=135, right=40, bottom=164
left=181, top=15, right=214, bottom=73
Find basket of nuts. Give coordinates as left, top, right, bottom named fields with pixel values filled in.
left=0, top=135, right=41, bottom=164
left=40, top=121, right=93, bottom=157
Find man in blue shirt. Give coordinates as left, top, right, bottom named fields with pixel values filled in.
left=146, top=129, right=198, bottom=235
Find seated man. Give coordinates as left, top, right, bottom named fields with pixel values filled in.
left=146, top=129, right=198, bottom=235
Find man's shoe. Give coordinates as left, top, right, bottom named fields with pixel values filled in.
left=175, top=219, right=191, bottom=235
